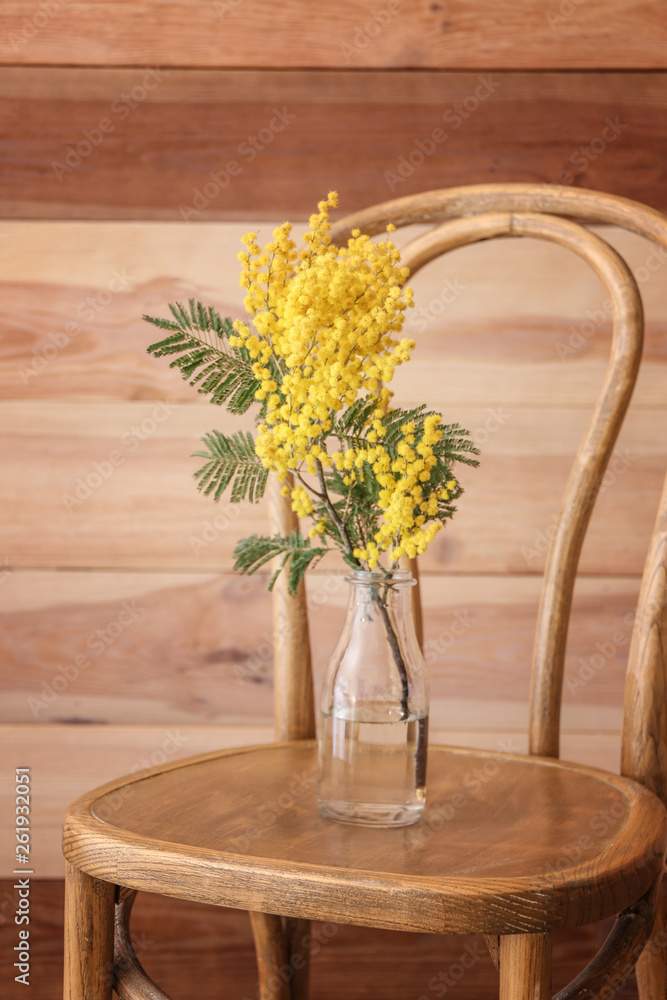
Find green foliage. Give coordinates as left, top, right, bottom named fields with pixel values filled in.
left=326, top=402, right=480, bottom=555
left=332, top=400, right=479, bottom=467
left=233, top=531, right=328, bottom=596
left=143, top=299, right=260, bottom=413
left=433, top=422, right=481, bottom=468
left=193, top=430, right=269, bottom=503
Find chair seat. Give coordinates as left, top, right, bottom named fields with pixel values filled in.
left=63, top=742, right=667, bottom=936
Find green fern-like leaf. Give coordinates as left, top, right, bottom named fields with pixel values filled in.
left=233, top=531, right=327, bottom=595
left=193, top=430, right=269, bottom=503
left=331, top=396, right=378, bottom=439
left=143, top=301, right=260, bottom=414
left=433, top=422, right=481, bottom=467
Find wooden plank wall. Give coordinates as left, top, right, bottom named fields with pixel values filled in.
left=1, top=3, right=667, bottom=884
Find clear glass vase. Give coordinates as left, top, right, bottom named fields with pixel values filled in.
left=317, top=569, right=429, bottom=827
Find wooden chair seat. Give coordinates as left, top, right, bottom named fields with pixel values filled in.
left=63, top=742, right=667, bottom=937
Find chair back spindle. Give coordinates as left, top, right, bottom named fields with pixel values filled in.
left=622, top=473, right=667, bottom=807
left=270, top=474, right=315, bottom=742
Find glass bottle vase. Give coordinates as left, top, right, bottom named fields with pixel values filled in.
left=317, top=569, right=429, bottom=827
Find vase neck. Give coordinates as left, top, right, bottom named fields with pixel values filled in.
left=345, top=569, right=416, bottom=615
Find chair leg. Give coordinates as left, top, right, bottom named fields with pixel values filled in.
left=63, top=864, right=115, bottom=1000
left=284, top=917, right=311, bottom=1000
left=250, top=912, right=291, bottom=1000
left=637, top=880, right=667, bottom=1000
left=499, top=932, right=552, bottom=1000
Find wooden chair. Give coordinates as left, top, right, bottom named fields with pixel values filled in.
left=63, top=184, right=667, bottom=1000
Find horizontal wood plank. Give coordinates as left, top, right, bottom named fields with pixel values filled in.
left=0, top=70, right=666, bottom=217
left=0, top=571, right=639, bottom=728
left=0, top=2, right=665, bottom=69
left=0, top=401, right=663, bottom=574
left=0, top=723, right=628, bottom=877
left=2, top=222, right=666, bottom=403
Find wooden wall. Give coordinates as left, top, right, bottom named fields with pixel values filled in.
left=1, top=2, right=667, bottom=885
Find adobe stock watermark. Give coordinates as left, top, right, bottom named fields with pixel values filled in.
left=596, top=928, right=667, bottom=1000
left=418, top=940, right=487, bottom=999
left=228, top=770, right=317, bottom=853
left=521, top=448, right=636, bottom=566
left=232, top=572, right=348, bottom=683
left=557, top=117, right=628, bottom=187
left=556, top=241, right=667, bottom=360
left=338, top=0, right=402, bottom=63
left=532, top=799, right=630, bottom=879
left=472, top=407, right=510, bottom=448
left=17, top=269, right=133, bottom=384
left=545, top=0, right=587, bottom=29
left=408, top=277, right=467, bottom=332
left=567, top=615, right=633, bottom=696
left=567, top=592, right=664, bottom=696
left=189, top=503, right=242, bottom=555
left=423, top=610, right=477, bottom=666
left=51, top=69, right=169, bottom=182
left=93, top=731, right=190, bottom=822
left=407, top=738, right=523, bottom=849
left=384, top=76, right=500, bottom=192
left=61, top=402, right=178, bottom=514
left=27, top=599, right=146, bottom=716
left=240, top=922, right=338, bottom=1000
left=212, top=0, right=243, bottom=17
left=6, top=0, right=73, bottom=53
left=179, top=107, right=296, bottom=220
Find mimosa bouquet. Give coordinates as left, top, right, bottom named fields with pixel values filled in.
left=143, top=192, right=479, bottom=593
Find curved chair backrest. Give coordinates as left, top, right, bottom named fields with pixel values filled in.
left=271, top=184, right=667, bottom=807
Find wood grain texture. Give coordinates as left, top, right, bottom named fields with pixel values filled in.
left=0, top=70, right=666, bottom=218
left=249, top=912, right=291, bottom=1000
left=622, top=469, right=667, bottom=806
left=1, top=407, right=665, bottom=575
left=62, top=742, right=667, bottom=935
left=635, top=880, right=667, bottom=1000
left=329, top=184, right=667, bottom=254
left=269, top=476, right=315, bottom=743
left=499, top=932, right=552, bottom=1000
left=621, top=458, right=667, bottom=1000
left=0, top=880, right=641, bottom=1000
left=284, top=916, right=311, bottom=1000
left=63, top=864, right=114, bottom=1000
left=2, top=221, right=666, bottom=404
left=554, top=886, right=659, bottom=1000
left=0, top=2, right=666, bottom=69
left=114, top=889, right=174, bottom=1000
left=0, top=570, right=644, bottom=727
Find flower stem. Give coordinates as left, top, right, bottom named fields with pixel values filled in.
left=314, top=459, right=410, bottom=720
left=377, top=592, right=410, bottom=721
left=314, top=459, right=356, bottom=559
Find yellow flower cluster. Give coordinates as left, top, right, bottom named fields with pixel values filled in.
left=343, top=414, right=458, bottom=566
left=229, top=191, right=414, bottom=480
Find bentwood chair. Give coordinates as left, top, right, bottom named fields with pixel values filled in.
left=63, top=185, right=667, bottom=1000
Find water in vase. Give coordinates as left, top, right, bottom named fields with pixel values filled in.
left=318, top=704, right=428, bottom=827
